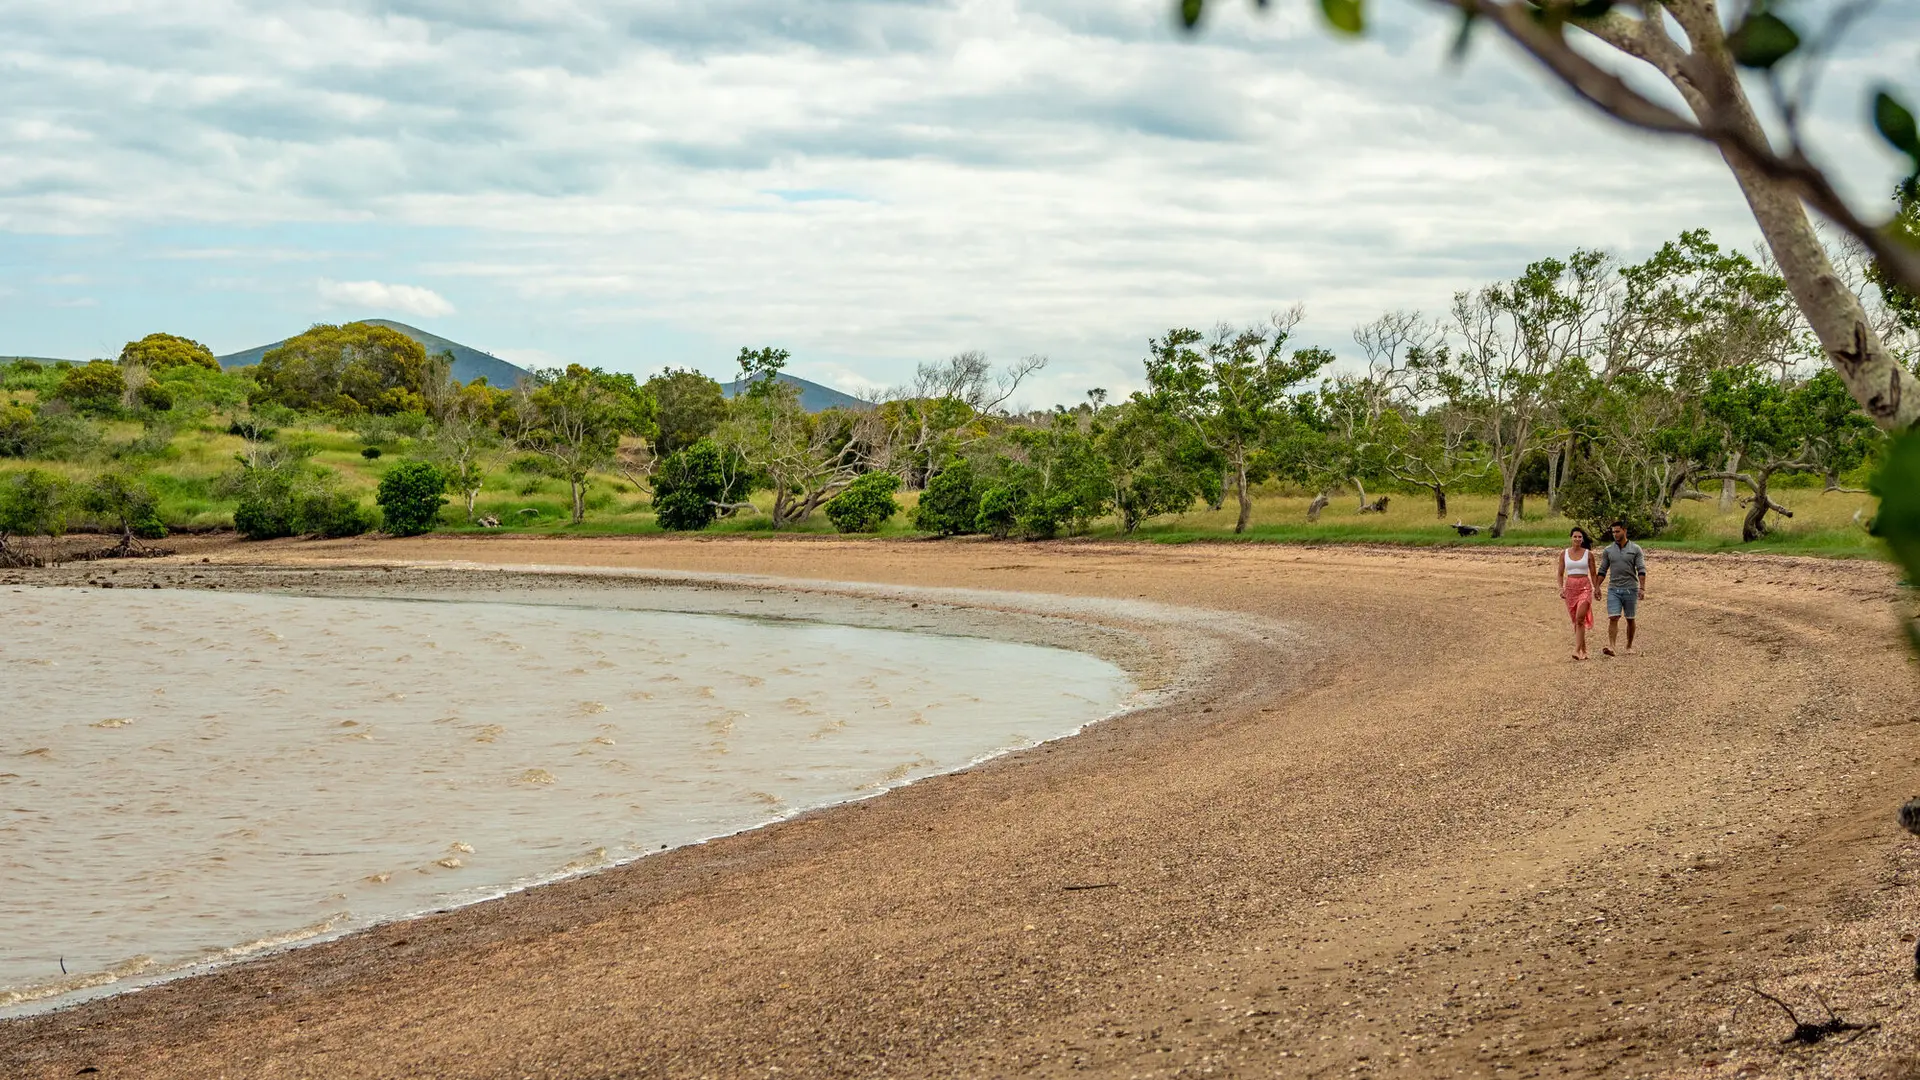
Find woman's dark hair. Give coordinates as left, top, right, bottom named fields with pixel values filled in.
left=1569, top=526, right=1592, bottom=550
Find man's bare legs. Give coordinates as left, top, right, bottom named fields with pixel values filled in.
left=1624, top=616, right=1636, bottom=654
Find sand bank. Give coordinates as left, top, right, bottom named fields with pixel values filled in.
left=3, top=535, right=1919, bottom=1079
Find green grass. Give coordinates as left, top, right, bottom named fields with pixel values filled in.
left=0, top=410, right=1889, bottom=560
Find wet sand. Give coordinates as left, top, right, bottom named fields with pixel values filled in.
left=4, top=535, right=1920, bottom=1079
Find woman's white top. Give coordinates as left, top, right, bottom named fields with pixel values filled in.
left=1564, top=549, right=1590, bottom=575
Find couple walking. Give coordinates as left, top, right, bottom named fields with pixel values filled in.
left=1558, top=521, right=1647, bottom=661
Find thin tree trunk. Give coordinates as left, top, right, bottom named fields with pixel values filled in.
left=1234, top=459, right=1252, bottom=534
left=1307, top=491, right=1329, bottom=523
left=1546, top=448, right=1562, bottom=512
left=1433, top=487, right=1447, bottom=518
left=1492, top=486, right=1514, bottom=539
left=571, top=481, right=586, bottom=524
left=1512, top=487, right=1526, bottom=522
left=1743, top=471, right=1772, bottom=542
left=1719, top=452, right=1740, bottom=512
left=1352, top=476, right=1369, bottom=511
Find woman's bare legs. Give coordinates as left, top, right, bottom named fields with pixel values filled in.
left=1571, top=600, right=1591, bottom=659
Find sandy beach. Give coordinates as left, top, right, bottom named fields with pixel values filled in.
left=4, top=536, right=1919, bottom=1079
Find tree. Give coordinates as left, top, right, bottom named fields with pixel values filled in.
left=1097, top=397, right=1215, bottom=532
left=428, top=380, right=508, bottom=522
left=1176, top=0, right=1920, bottom=432
left=646, top=368, right=730, bottom=457
left=1698, top=366, right=1870, bottom=541
left=513, top=365, right=658, bottom=524
left=0, top=469, right=68, bottom=567
left=880, top=351, right=1046, bottom=487
left=716, top=347, right=875, bottom=528
left=120, top=333, right=219, bottom=373
left=80, top=470, right=166, bottom=555
left=376, top=461, right=449, bottom=536
left=1449, top=251, right=1609, bottom=537
left=1144, top=309, right=1334, bottom=533
left=255, top=322, right=435, bottom=415
left=824, top=471, right=902, bottom=533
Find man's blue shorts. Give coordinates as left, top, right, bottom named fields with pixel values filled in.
left=1606, top=586, right=1639, bottom=619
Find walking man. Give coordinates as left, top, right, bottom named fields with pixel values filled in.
left=1596, top=519, right=1647, bottom=656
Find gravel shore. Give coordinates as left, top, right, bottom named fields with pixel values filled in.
left=3, top=534, right=1918, bottom=1079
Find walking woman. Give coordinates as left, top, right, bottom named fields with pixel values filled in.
left=1558, top=526, right=1597, bottom=660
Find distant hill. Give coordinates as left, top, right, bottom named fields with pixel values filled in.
left=216, top=320, right=532, bottom=389
left=722, top=372, right=872, bottom=413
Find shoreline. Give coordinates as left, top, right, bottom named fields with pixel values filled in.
left=0, top=561, right=1284, bottom=1022
left=4, top=536, right=1919, bottom=1079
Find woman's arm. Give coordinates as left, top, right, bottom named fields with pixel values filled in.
left=1557, top=552, right=1566, bottom=590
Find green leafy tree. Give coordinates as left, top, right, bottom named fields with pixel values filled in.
left=913, top=458, right=985, bottom=535
left=646, top=368, right=729, bottom=456
left=1144, top=310, right=1334, bottom=533
left=376, top=461, right=449, bottom=536
left=120, top=333, right=220, bottom=373
left=1699, top=366, right=1873, bottom=541
left=0, top=469, right=69, bottom=566
left=1097, top=398, right=1214, bottom=532
left=427, top=380, right=509, bottom=521
left=255, top=322, right=435, bottom=415
left=824, top=471, right=901, bottom=533
left=513, top=365, right=658, bottom=524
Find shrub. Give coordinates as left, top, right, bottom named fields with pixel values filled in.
left=375, top=460, right=448, bottom=536
left=0, top=469, right=69, bottom=565
left=228, top=417, right=277, bottom=442
left=651, top=439, right=728, bottom=531
left=230, top=455, right=373, bottom=540
left=913, top=460, right=982, bottom=536
left=53, top=361, right=125, bottom=415
left=135, top=382, right=174, bottom=412
left=361, top=446, right=383, bottom=459
left=120, top=333, right=220, bottom=373
left=825, top=471, right=901, bottom=533
left=976, top=484, right=1020, bottom=539
left=81, top=471, right=167, bottom=544
left=2, top=410, right=103, bottom=462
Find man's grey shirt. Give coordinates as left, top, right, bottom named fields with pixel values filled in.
left=1597, top=541, right=1646, bottom=592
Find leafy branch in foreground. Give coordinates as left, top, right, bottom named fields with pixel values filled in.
left=1175, top=0, right=1920, bottom=432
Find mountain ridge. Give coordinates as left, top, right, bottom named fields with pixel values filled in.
left=216, top=319, right=533, bottom=389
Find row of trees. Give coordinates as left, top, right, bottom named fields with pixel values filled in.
left=2, top=220, right=1908, bottom=543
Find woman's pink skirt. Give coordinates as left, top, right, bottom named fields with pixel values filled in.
left=1562, top=576, right=1594, bottom=628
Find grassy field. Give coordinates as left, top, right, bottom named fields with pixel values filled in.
left=0, top=417, right=1885, bottom=559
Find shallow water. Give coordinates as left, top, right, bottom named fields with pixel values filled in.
left=0, top=587, right=1131, bottom=1012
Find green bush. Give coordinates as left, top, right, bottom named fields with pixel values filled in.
left=824, top=471, right=901, bottom=533
left=361, top=446, right=382, bottom=459
left=913, top=460, right=982, bottom=535
left=228, top=417, right=277, bottom=442
left=375, top=460, right=448, bottom=536
left=54, top=362, right=126, bottom=415
left=81, top=471, right=167, bottom=543
left=652, top=439, right=725, bottom=531
left=230, top=455, right=373, bottom=540
left=0, top=469, right=70, bottom=563
left=2, top=410, right=103, bottom=462
left=976, top=484, right=1019, bottom=539
left=1556, top=468, right=1662, bottom=540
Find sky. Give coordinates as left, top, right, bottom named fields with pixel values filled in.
left=1, top=0, right=1915, bottom=407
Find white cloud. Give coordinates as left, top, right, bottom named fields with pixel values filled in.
left=0, top=1, right=1915, bottom=403
left=316, top=278, right=456, bottom=318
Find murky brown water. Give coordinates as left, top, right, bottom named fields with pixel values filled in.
left=0, top=587, right=1131, bottom=1013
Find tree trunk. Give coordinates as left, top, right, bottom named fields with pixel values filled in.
left=1432, top=487, right=1447, bottom=518
left=1512, top=488, right=1526, bottom=522
left=1233, top=460, right=1252, bottom=534
left=1307, top=491, right=1329, bottom=523
left=1492, top=486, right=1513, bottom=539
left=1210, top=468, right=1230, bottom=512
left=1351, top=476, right=1369, bottom=512
left=1743, top=471, right=1772, bottom=542
left=1677, top=41, right=1920, bottom=430
left=1546, top=448, right=1562, bottom=512
left=1719, top=452, right=1740, bottom=512
left=570, top=481, right=586, bottom=524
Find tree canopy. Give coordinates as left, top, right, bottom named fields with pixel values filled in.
left=255, top=322, right=435, bottom=415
